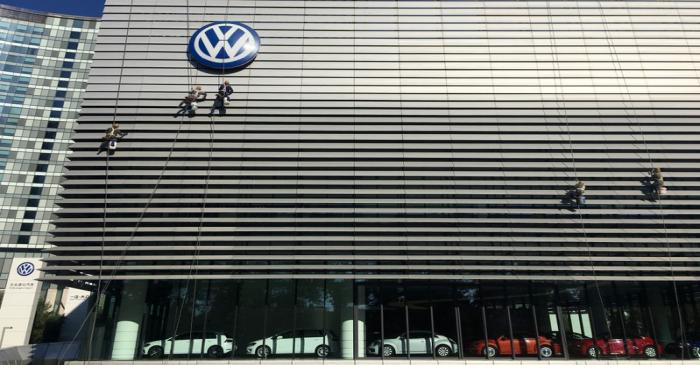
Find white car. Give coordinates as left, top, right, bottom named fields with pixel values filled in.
left=142, top=331, right=235, bottom=358
left=246, top=329, right=336, bottom=358
left=368, top=331, right=459, bottom=357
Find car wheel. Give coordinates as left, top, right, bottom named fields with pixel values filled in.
left=484, top=345, right=498, bottom=358
left=255, top=345, right=271, bottom=358
left=315, top=344, right=330, bottom=358
left=147, top=346, right=163, bottom=358
left=207, top=345, right=224, bottom=358
left=436, top=344, right=451, bottom=357
left=382, top=345, right=395, bottom=357
left=643, top=345, right=657, bottom=358
left=690, top=346, right=700, bottom=359
left=587, top=346, right=601, bottom=358
left=539, top=345, right=554, bottom=358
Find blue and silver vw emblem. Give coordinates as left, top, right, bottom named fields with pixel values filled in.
left=188, top=21, right=260, bottom=70
left=16, top=262, right=34, bottom=277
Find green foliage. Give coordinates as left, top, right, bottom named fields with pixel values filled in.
left=30, top=302, right=64, bottom=344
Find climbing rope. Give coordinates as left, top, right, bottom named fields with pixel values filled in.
left=351, top=0, right=357, bottom=273
left=544, top=0, right=614, bottom=343
left=617, top=1, right=688, bottom=355
left=292, top=1, right=308, bottom=358
left=68, top=0, right=195, bottom=361
left=665, top=2, right=695, bottom=355
left=85, top=0, right=136, bottom=359
left=573, top=3, right=616, bottom=201
left=166, top=0, right=231, bottom=359
left=483, top=0, right=520, bottom=280
left=229, top=0, right=255, bottom=357
left=596, top=2, right=687, bottom=356
left=597, top=0, right=686, bottom=343
left=439, top=0, right=465, bottom=281
left=394, top=0, right=411, bottom=301
left=573, top=4, right=630, bottom=348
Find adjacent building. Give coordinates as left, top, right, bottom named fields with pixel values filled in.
left=47, top=0, right=700, bottom=362
left=0, top=5, right=98, bottom=300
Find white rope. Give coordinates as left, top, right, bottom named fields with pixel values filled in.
left=626, top=1, right=688, bottom=354
left=440, top=0, right=464, bottom=274
left=393, top=1, right=412, bottom=361
left=85, top=0, right=135, bottom=358
left=482, top=0, right=520, bottom=272
left=394, top=0, right=411, bottom=302
left=162, top=0, right=202, bottom=360
left=545, top=0, right=614, bottom=343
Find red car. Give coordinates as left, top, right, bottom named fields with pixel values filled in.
left=471, top=335, right=562, bottom=358
left=568, top=333, right=662, bottom=358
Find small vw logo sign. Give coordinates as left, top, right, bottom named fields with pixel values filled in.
left=188, top=21, right=260, bottom=70
left=17, top=262, right=35, bottom=277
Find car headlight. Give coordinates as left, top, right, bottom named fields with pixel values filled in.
left=247, top=342, right=256, bottom=347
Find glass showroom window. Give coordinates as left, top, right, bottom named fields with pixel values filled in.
left=80, top=280, right=700, bottom=361
left=134, top=279, right=355, bottom=361
left=232, top=280, right=265, bottom=359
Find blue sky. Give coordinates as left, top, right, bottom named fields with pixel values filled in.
left=1, top=0, right=105, bottom=17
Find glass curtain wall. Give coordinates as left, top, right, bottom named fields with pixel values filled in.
left=83, top=280, right=697, bottom=361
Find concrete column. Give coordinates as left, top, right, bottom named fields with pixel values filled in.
left=338, top=282, right=366, bottom=359
left=341, top=318, right=365, bottom=359
left=356, top=285, right=366, bottom=358
left=0, top=258, right=44, bottom=349
left=110, top=281, right=147, bottom=360
left=341, top=319, right=354, bottom=359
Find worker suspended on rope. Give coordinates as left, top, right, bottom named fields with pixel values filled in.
left=209, top=80, right=234, bottom=116
left=649, top=167, right=668, bottom=198
left=177, top=85, right=207, bottom=116
left=572, top=180, right=587, bottom=205
left=97, top=121, right=128, bottom=155
left=219, top=80, right=233, bottom=104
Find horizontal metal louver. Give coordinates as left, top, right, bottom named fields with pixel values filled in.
left=46, top=0, right=700, bottom=282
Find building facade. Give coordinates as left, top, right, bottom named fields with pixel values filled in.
left=48, top=0, right=700, bottom=362
left=0, top=5, right=98, bottom=297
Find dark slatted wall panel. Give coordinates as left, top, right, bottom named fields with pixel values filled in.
left=45, top=0, right=700, bottom=281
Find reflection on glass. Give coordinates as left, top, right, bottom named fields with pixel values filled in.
left=83, top=279, right=700, bottom=361
left=238, top=280, right=266, bottom=358
left=456, top=283, right=485, bottom=358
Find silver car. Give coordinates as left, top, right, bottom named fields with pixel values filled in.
left=368, top=331, right=458, bottom=357
left=246, top=329, right=336, bottom=358
left=142, top=331, right=235, bottom=358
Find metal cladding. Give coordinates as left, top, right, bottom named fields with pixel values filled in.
left=45, top=1, right=700, bottom=282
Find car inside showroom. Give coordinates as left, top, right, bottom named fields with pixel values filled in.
left=85, top=279, right=698, bottom=360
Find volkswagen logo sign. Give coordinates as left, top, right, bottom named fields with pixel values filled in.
left=188, top=21, right=260, bottom=70
left=17, top=262, right=35, bottom=277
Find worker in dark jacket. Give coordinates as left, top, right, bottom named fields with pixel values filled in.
left=209, top=81, right=234, bottom=116
left=97, top=121, right=128, bottom=155
left=219, top=80, right=233, bottom=103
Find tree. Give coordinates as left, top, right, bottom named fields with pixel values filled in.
left=30, top=302, right=64, bottom=343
